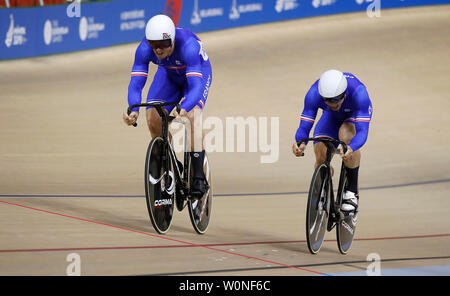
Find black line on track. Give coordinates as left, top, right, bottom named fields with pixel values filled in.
left=138, top=255, right=450, bottom=276
left=0, top=178, right=449, bottom=198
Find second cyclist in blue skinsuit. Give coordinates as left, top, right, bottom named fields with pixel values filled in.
left=123, top=14, right=212, bottom=197
left=292, top=69, right=373, bottom=212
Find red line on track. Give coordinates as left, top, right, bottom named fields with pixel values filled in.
left=0, top=200, right=324, bottom=275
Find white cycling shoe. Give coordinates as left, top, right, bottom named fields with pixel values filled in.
left=341, top=191, right=358, bottom=212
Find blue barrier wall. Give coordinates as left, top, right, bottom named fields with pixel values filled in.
left=179, top=0, right=450, bottom=31
left=0, top=0, right=166, bottom=60
left=1, top=0, right=449, bottom=60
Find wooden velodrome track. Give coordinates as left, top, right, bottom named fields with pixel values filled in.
left=0, top=6, right=449, bottom=276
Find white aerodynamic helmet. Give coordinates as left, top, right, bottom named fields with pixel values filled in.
left=145, top=14, right=175, bottom=44
left=318, top=69, right=348, bottom=101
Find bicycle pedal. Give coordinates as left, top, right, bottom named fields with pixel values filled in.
left=342, top=209, right=358, bottom=218
left=175, top=198, right=186, bottom=211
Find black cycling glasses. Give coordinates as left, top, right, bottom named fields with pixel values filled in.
left=147, top=39, right=172, bottom=50
left=322, top=91, right=346, bottom=103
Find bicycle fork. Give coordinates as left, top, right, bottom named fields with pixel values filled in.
left=327, top=167, right=340, bottom=232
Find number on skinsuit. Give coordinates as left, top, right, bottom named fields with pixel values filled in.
left=198, top=41, right=208, bottom=61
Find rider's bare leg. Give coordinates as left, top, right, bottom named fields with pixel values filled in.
left=146, top=107, right=162, bottom=138
left=339, top=122, right=360, bottom=169
left=314, top=142, right=334, bottom=176
left=339, top=122, right=360, bottom=195
left=186, top=106, right=206, bottom=197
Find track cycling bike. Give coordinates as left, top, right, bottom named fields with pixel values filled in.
left=297, top=137, right=358, bottom=254
left=127, top=101, right=212, bottom=234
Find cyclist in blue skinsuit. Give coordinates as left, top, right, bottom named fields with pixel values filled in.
left=123, top=14, right=212, bottom=197
left=292, top=69, right=373, bottom=213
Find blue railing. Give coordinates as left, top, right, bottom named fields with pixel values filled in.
left=1, top=0, right=449, bottom=60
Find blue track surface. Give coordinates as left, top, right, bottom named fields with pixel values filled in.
left=333, top=265, right=450, bottom=276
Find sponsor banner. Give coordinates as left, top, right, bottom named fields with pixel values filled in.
left=0, top=0, right=166, bottom=60
left=1, top=0, right=449, bottom=60
left=180, top=0, right=450, bottom=32
left=182, top=0, right=267, bottom=31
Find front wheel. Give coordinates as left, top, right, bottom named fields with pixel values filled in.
left=306, top=163, right=330, bottom=254
left=188, top=153, right=212, bottom=234
left=144, top=136, right=175, bottom=234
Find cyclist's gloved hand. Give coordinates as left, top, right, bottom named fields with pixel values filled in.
left=293, top=142, right=306, bottom=157
left=123, top=111, right=139, bottom=126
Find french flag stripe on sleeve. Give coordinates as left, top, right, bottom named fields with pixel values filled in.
left=300, top=115, right=315, bottom=123
left=355, top=117, right=371, bottom=122
left=131, top=71, right=148, bottom=77
left=186, top=72, right=203, bottom=78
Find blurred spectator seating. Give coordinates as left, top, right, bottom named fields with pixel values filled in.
left=1, top=0, right=71, bottom=7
